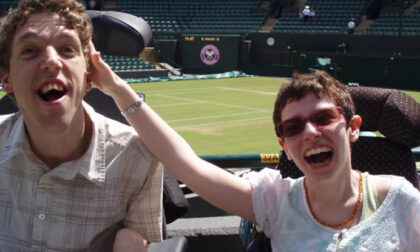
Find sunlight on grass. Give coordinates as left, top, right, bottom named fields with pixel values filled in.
left=1, top=77, right=420, bottom=155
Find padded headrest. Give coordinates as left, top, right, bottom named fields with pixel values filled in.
left=83, top=88, right=128, bottom=124
left=349, top=86, right=420, bottom=148
left=0, top=94, right=17, bottom=115
left=87, top=10, right=152, bottom=56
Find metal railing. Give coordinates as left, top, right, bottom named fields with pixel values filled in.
left=200, top=148, right=420, bottom=172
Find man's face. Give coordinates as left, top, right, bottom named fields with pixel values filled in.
left=2, top=12, right=90, bottom=134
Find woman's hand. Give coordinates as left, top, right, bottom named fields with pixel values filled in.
left=87, top=41, right=141, bottom=113
left=88, top=41, right=127, bottom=98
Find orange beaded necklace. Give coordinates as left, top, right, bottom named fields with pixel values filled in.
left=304, top=170, right=363, bottom=229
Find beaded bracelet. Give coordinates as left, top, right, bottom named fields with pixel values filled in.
left=121, top=93, right=145, bottom=116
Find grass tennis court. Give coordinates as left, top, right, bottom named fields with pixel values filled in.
left=133, top=76, right=286, bottom=155
left=1, top=76, right=420, bottom=155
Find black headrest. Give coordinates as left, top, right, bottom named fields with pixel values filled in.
left=349, top=86, right=420, bottom=148
left=87, top=10, right=152, bottom=56
left=0, top=94, right=17, bottom=115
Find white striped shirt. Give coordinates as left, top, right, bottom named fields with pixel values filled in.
left=0, top=103, right=163, bottom=251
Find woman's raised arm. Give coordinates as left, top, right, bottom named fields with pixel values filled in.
left=88, top=42, right=256, bottom=223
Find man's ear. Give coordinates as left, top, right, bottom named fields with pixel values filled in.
left=278, top=137, right=292, bottom=160
left=1, top=71, right=13, bottom=92
left=349, top=115, right=362, bottom=142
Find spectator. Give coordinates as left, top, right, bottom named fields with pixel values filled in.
left=88, top=0, right=96, bottom=9
left=301, top=5, right=315, bottom=22
left=85, top=0, right=101, bottom=10
left=348, top=18, right=356, bottom=34
left=0, top=0, right=163, bottom=250
left=337, top=42, right=347, bottom=54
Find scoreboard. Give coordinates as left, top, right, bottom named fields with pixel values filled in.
left=181, top=34, right=240, bottom=74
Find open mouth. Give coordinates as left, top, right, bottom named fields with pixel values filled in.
left=37, top=83, right=68, bottom=102
left=304, top=147, right=333, bottom=165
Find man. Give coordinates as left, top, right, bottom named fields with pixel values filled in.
left=0, top=0, right=163, bottom=251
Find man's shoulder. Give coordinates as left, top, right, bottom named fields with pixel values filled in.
left=0, top=113, right=20, bottom=151
left=0, top=112, right=16, bottom=121
left=0, top=113, right=19, bottom=132
left=94, top=112, right=136, bottom=136
left=85, top=106, right=154, bottom=157
left=91, top=111, right=147, bottom=150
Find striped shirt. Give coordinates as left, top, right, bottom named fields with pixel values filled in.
left=0, top=103, right=163, bottom=251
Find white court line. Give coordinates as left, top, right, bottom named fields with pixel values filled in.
left=174, top=116, right=271, bottom=129
left=167, top=111, right=267, bottom=123
left=146, top=87, right=219, bottom=95
left=155, top=94, right=269, bottom=112
left=152, top=101, right=204, bottom=108
left=218, top=87, right=277, bottom=96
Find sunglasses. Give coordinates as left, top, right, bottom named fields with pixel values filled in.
left=278, top=106, right=343, bottom=138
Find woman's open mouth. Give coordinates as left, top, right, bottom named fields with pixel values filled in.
left=304, top=146, right=333, bottom=165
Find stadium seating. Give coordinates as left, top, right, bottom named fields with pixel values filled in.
left=365, top=5, right=420, bottom=36
left=0, top=0, right=17, bottom=15
left=115, top=0, right=266, bottom=36
left=101, top=55, right=157, bottom=72
left=272, top=0, right=368, bottom=34
left=110, top=0, right=420, bottom=37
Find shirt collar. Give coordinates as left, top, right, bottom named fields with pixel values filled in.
left=76, top=102, right=106, bottom=185
left=0, top=102, right=107, bottom=186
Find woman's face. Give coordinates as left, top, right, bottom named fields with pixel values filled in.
left=278, top=93, right=361, bottom=181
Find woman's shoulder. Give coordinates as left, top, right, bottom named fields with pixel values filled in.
left=371, top=175, right=392, bottom=204
left=244, top=168, right=300, bottom=187
left=244, top=168, right=302, bottom=207
left=371, top=174, right=419, bottom=203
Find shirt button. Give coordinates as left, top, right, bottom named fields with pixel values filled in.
left=38, top=213, right=46, bottom=220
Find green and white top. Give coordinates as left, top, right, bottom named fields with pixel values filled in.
left=245, top=169, right=420, bottom=252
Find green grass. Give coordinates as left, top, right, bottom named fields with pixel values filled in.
left=135, top=77, right=286, bottom=155
left=403, top=90, right=420, bottom=101
left=2, top=77, right=420, bottom=155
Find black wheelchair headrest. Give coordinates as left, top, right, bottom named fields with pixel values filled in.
left=349, top=86, right=420, bottom=148
left=87, top=10, right=152, bottom=56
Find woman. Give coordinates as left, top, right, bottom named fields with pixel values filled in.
left=89, top=43, right=420, bottom=251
